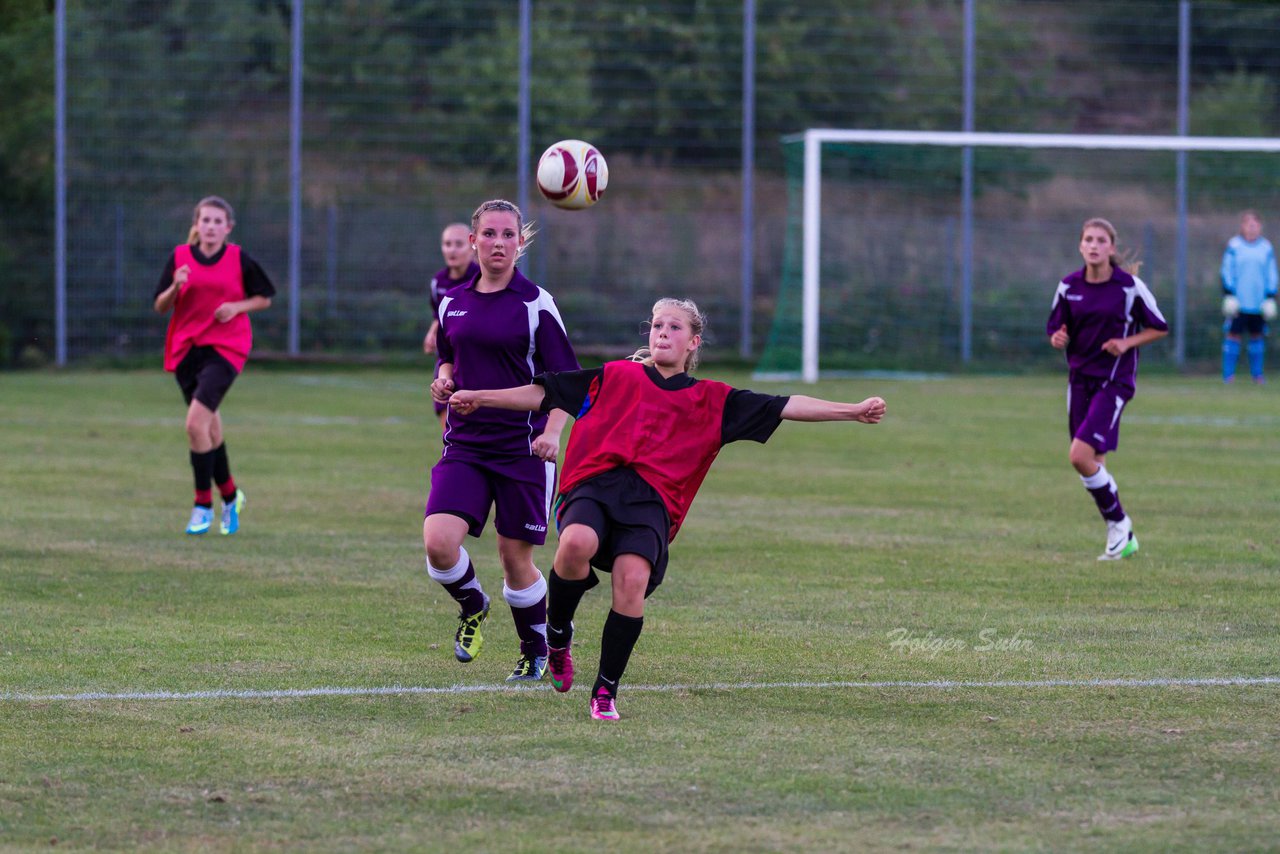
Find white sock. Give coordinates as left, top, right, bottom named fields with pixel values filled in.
left=427, top=546, right=470, bottom=583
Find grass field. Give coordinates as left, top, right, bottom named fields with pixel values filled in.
left=2, top=366, right=1278, bottom=852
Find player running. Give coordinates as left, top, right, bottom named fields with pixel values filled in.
left=1047, top=217, right=1168, bottom=561
left=447, top=297, right=886, bottom=721
left=423, top=199, right=579, bottom=683
left=424, top=222, right=480, bottom=432
left=153, top=195, right=275, bottom=536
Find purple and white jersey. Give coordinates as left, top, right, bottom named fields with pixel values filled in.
left=437, top=267, right=579, bottom=458
left=1047, top=267, right=1167, bottom=389
left=430, top=261, right=480, bottom=316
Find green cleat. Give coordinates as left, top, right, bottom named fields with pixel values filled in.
left=453, top=599, right=490, bottom=662
left=1098, top=516, right=1139, bottom=561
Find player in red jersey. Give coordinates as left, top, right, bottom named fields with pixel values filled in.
left=153, top=196, right=275, bottom=536
left=447, top=297, right=885, bottom=721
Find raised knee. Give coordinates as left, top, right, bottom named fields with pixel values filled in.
left=425, top=542, right=460, bottom=570
left=422, top=529, right=460, bottom=569
left=556, top=528, right=597, bottom=565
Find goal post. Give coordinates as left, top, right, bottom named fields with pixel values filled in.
left=758, top=129, right=1280, bottom=383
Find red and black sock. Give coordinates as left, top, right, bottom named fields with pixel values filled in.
left=189, top=449, right=215, bottom=507
left=213, top=443, right=237, bottom=503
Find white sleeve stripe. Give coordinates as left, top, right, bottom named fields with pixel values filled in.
left=534, top=288, right=568, bottom=333
left=1131, top=277, right=1167, bottom=324
left=1050, top=281, right=1069, bottom=309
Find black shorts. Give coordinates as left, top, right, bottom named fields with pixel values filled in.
left=556, top=470, right=671, bottom=597
left=1229, top=313, right=1267, bottom=336
left=174, top=346, right=239, bottom=411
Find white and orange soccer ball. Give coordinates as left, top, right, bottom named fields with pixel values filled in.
left=536, top=139, right=608, bottom=210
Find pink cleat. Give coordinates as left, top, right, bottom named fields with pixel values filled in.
left=589, top=687, right=620, bottom=721
left=547, top=644, right=574, bottom=693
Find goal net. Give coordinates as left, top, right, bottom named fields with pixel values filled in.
left=754, top=130, right=1280, bottom=381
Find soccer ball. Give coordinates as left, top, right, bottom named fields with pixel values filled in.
left=536, top=140, right=608, bottom=210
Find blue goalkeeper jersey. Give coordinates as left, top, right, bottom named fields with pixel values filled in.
left=1220, top=235, right=1278, bottom=313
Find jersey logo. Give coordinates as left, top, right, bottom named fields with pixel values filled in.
left=446, top=309, right=468, bottom=317
left=1063, top=294, right=1084, bottom=301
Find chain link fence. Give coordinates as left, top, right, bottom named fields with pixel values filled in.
left=16, top=1, right=1280, bottom=368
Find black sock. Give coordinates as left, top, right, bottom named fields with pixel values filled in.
left=189, top=449, right=215, bottom=506
left=547, top=569, right=598, bottom=645
left=212, top=443, right=235, bottom=498
left=593, top=610, right=643, bottom=697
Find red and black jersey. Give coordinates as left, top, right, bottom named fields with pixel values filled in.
left=537, top=360, right=787, bottom=540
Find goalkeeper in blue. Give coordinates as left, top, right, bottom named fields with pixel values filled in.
left=1220, top=210, right=1278, bottom=384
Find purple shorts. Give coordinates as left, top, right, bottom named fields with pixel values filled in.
left=425, top=454, right=555, bottom=544
left=1067, top=377, right=1134, bottom=454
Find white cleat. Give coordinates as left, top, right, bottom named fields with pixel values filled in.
left=1098, top=515, right=1139, bottom=561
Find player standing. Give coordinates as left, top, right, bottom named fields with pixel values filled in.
left=424, top=199, right=579, bottom=682
left=1219, top=210, right=1278, bottom=384
left=447, top=297, right=886, bottom=721
left=1047, top=218, right=1168, bottom=561
left=153, top=195, right=276, bottom=536
left=424, top=222, right=480, bottom=431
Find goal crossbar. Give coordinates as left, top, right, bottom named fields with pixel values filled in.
left=787, top=129, right=1280, bottom=382
left=785, top=128, right=1280, bottom=153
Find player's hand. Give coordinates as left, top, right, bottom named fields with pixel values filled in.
left=447, top=389, right=478, bottom=414
left=1101, top=337, right=1129, bottom=356
left=532, top=432, right=559, bottom=462
left=1050, top=324, right=1070, bottom=349
left=431, top=377, right=456, bottom=403
left=173, top=264, right=190, bottom=291
left=423, top=330, right=437, bottom=355
left=214, top=303, right=239, bottom=323
left=853, top=396, right=886, bottom=424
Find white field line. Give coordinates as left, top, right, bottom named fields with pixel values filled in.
left=2, top=675, right=1278, bottom=704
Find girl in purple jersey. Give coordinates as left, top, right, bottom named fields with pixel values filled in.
left=423, top=199, right=579, bottom=683
left=1047, top=218, right=1168, bottom=561
left=448, top=298, right=886, bottom=722
left=424, top=223, right=480, bottom=432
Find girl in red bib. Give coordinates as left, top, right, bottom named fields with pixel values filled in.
left=448, top=298, right=886, bottom=721
left=153, top=196, right=276, bottom=536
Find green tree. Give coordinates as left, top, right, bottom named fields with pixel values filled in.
left=1189, top=67, right=1280, bottom=198
left=0, top=0, right=53, bottom=366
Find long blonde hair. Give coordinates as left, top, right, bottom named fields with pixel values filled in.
left=630, top=297, right=707, bottom=373
left=187, top=195, right=235, bottom=245
left=471, top=199, right=535, bottom=262
left=1082, top=217, right=1142, bottom=275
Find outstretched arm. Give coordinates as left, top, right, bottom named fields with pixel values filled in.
left=781, top=395, right=885, bottom=424
left=448, top=384, right=548, bottom=415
